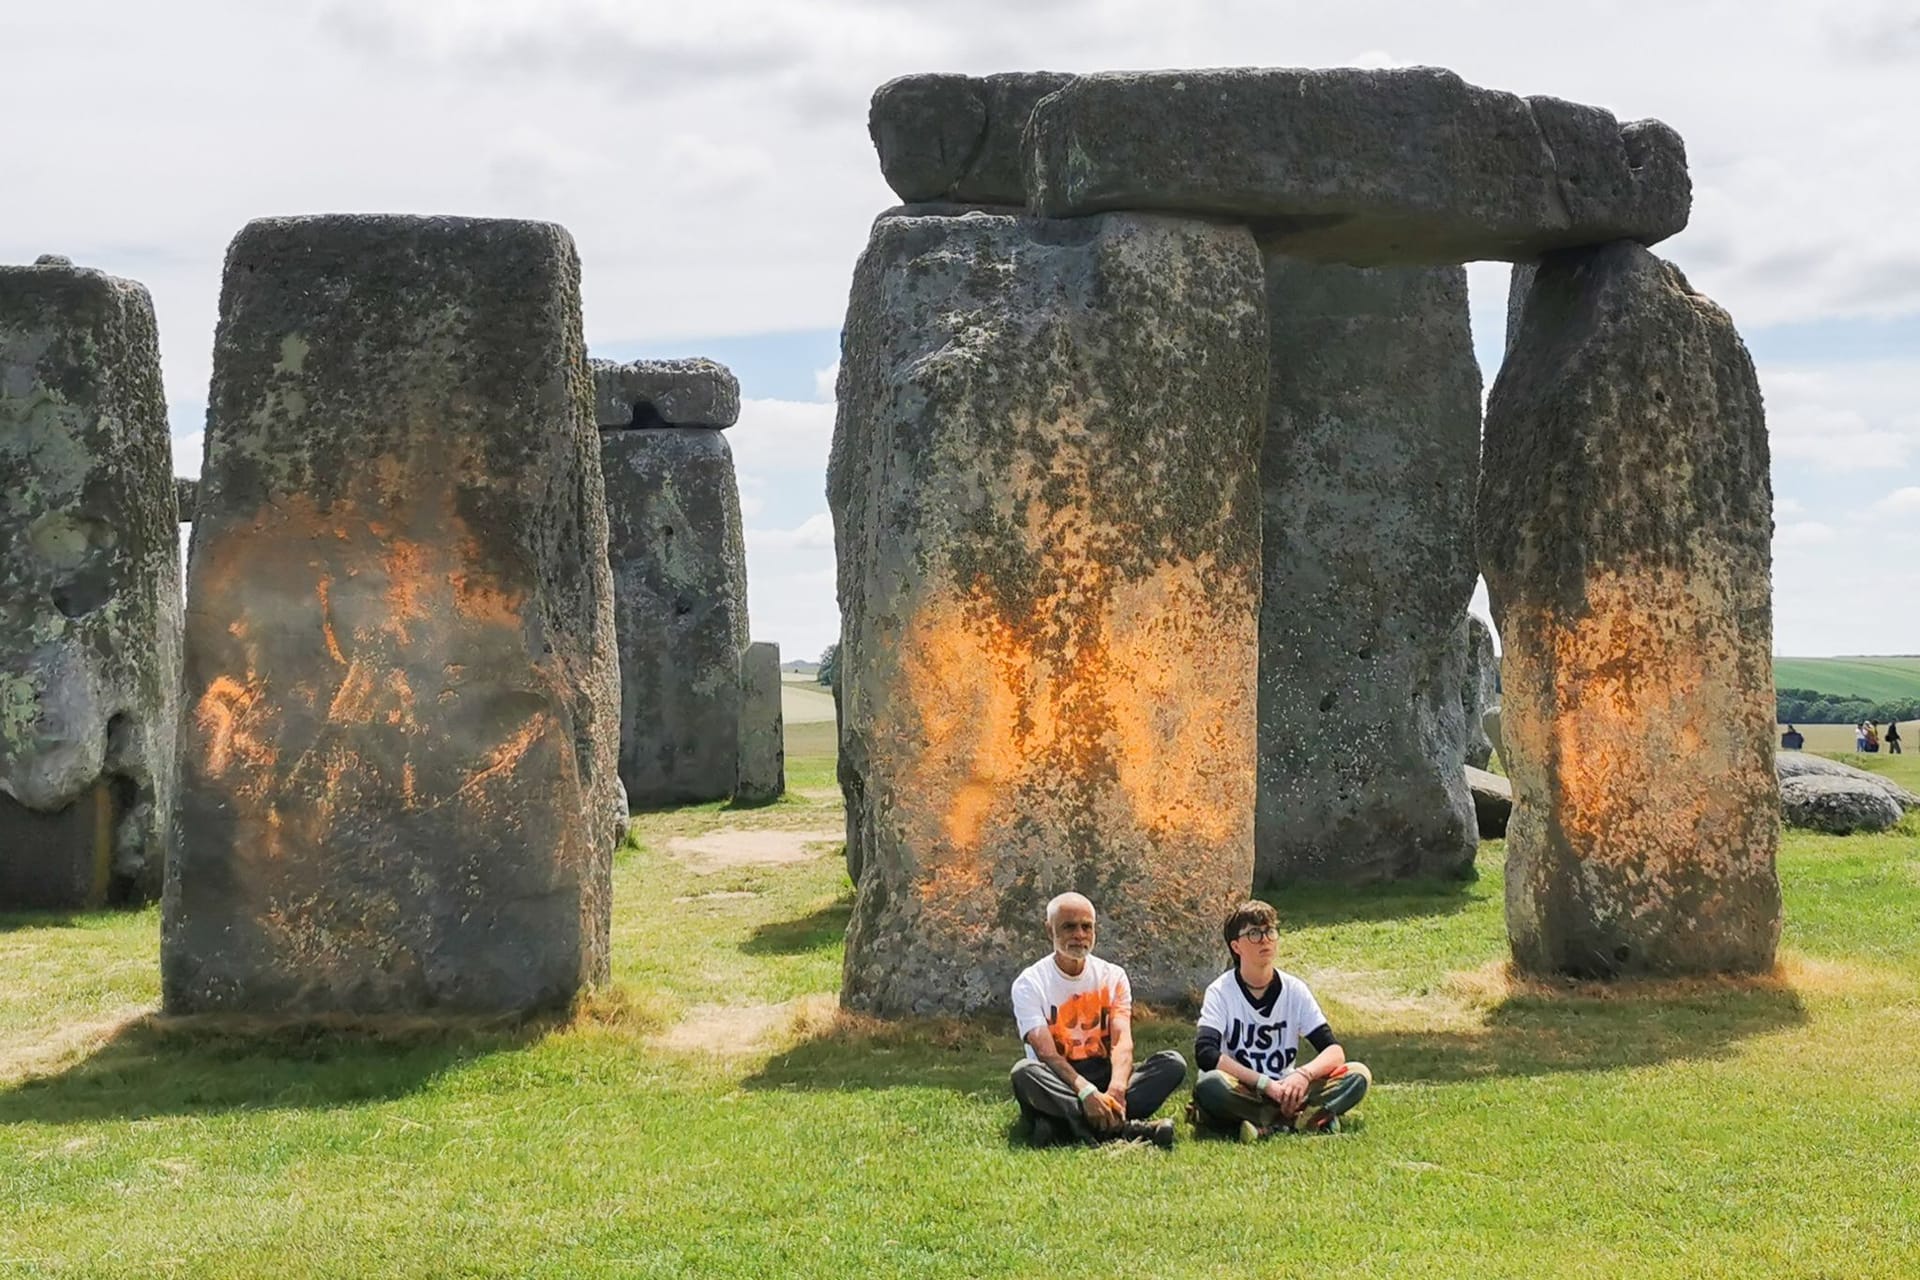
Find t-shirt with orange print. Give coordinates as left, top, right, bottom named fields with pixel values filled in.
left=1011, top=953, right=1132, bottom=1065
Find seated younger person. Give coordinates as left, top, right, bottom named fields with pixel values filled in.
left=1008, top=892, right=1186, bottom=1148
left=1190, top=900, right=1371, bottom=1139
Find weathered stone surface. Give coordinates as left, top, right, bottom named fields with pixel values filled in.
left=1466, top=766, right=1512, bottom=839
left=164, top=215, right=620, bottom=1016
left=1774, top=751, right=1917, bottom=810
left=1, top=259, right=179, bottom=908
left=735, top=641, right=785, bottom=805
left=591, top=357, right=739, bottom=429
left=596, top=407, right=749, bottom=807
left=1026, top=68, right=1689, bottom=265
left=834, top=670, right=862, bottom=882
left=1257, top=255, right=1480, bottom=885
left=1482, top=707, right=1504, bottom=767
left=1480, top=240, right=1780, bottom=978
left=830, top=210, right=1266, bottom=1015
left=1461, top=615, right=1500, bottom=770
left=1779, top=774, right=1902, bottom=835
left=869, top=71, right=1073, bottom=204
left=175, top=476, right=198, bottom=522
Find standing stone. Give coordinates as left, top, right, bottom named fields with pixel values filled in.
left=735, top=641, right=785, bottom=805
left=165, top=215, right=620, bottom=1016
left=830, top=210, right=1266, bottom=1015
left=1024, top=68, right=1689, bottom=265
left=592, top=358, right=749, bottom=807
left=1480, top=241, right=1780, bottom=978
left=1257, top=255, right=1480, bottom=885
left=1460, top=614, right=1500, bottom=770
left=1, top=259, right=180, bottom=908
left=175, top=477, right=199, bottom=523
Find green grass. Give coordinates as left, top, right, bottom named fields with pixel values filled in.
left=1774, top=655, right=1920, bottom=703
left=2, top=732, right=1918, bottom=1277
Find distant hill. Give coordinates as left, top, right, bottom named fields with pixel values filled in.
left=1774, top=657, right=1920, bottom=703
left=780, top=661, right=820, bottom=675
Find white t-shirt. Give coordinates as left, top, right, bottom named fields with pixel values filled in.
left=1011, top=953, right=1132, bottom=1063
left=1195, top=967, right=1330, bottom=1077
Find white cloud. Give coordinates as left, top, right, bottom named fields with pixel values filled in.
left=812, top=359, right=839, bottom=402
left=1775, top=521, right=1839, bottom=548
left=171, top=430, right=204, bottom=479
left=746, top=512, right=835, bottom=552
left=1873, top=486, right=1920, bottom=515
left=1762, top=361, right=1920, bottom=473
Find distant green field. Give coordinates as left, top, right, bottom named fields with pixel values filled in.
left=1775, top=656, right=1920, bottom=703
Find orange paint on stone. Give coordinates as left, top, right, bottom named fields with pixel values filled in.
left=185, top=461, right=556, bottom=864
left=893, top=555, right=1253, bottom=912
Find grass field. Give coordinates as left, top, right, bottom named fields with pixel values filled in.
left=2, top=732, right=1917, bottom=1277
left=1774, top=655, right=1920, bottom=703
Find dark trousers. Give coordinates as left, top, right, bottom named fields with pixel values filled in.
left=1009, top=1049, right=1187, bottom=1142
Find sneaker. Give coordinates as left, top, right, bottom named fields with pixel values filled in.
left=1027, top=1115, right=1059, bottom=1148
left=1121, top=1119, right=1176, bottom=1149
left=1236, top=1119, right=1263, bottom=1144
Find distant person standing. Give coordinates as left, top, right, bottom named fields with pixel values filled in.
left=1865, top=724, right=1881, bottom=753
left=1888, top=722, right=1903, bottom=755
left=1781, top=725, right=1805, bottom=750
left=1856, top=722, right=1870, bottom=752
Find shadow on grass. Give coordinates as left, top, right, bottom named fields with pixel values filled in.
left=0, top=1016, right=544, bottom=1123
left=1265, top=875, right=1484, bottom=929
left=744, top=981, right=1807, bottom=1096
left=1364, top=983, right=1808, bottom=1084
left=0, top=912, right=93, bottom=932
left=741, top=894, right=854, bottom=956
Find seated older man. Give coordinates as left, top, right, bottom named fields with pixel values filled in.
left=1007, top=892, right=1185, bottom=1148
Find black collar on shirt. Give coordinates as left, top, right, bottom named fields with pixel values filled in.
left=1234, top=968, right=1283, bottom=1016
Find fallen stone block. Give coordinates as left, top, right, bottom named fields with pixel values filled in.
left=1775, top=751, right=1918, bottom=811
left=1256, top=256, right=1480, bottom=884
left=165, top=214, right=620, bottom=1017
left=1025, top=68, right=1689, bottom=265
left=1, top=257, right=179, bottom=908
left=1466, top=766, right=1512, bottom=839
left=1480, top=240, right=1779, bottom=978
left=830, top=209, right=1266, bottom=1014
left=1779, top=774, right=1903, bottom=835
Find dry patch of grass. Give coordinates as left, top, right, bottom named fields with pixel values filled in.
left=648, top=995, right=840, bottom=1057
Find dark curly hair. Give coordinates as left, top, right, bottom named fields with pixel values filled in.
left=1222, top=900, right=1278, bottom=958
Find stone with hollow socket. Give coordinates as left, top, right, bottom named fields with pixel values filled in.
left=592, top=357, right=739, bottom=429
left=1479, top=240, right=1780, bottom=978
left=594, top=360, right=750, bottom=807
left=735, top=641, right=785, bottom=805
left=1, top=259, right=180, bottom=908
left=830, top=210, right=1266, bottom=1015
left=1025, top=68, right=1689, bottom=265
left=165, top=215, right=621, bottom=1017
left=1256, top=255, right=1480, bottom=885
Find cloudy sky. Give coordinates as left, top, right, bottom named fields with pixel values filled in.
left=8, top=0, right=1917, bottom=660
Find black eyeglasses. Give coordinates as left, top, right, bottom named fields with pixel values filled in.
left=1236, top=927, right=1277, bottom=943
